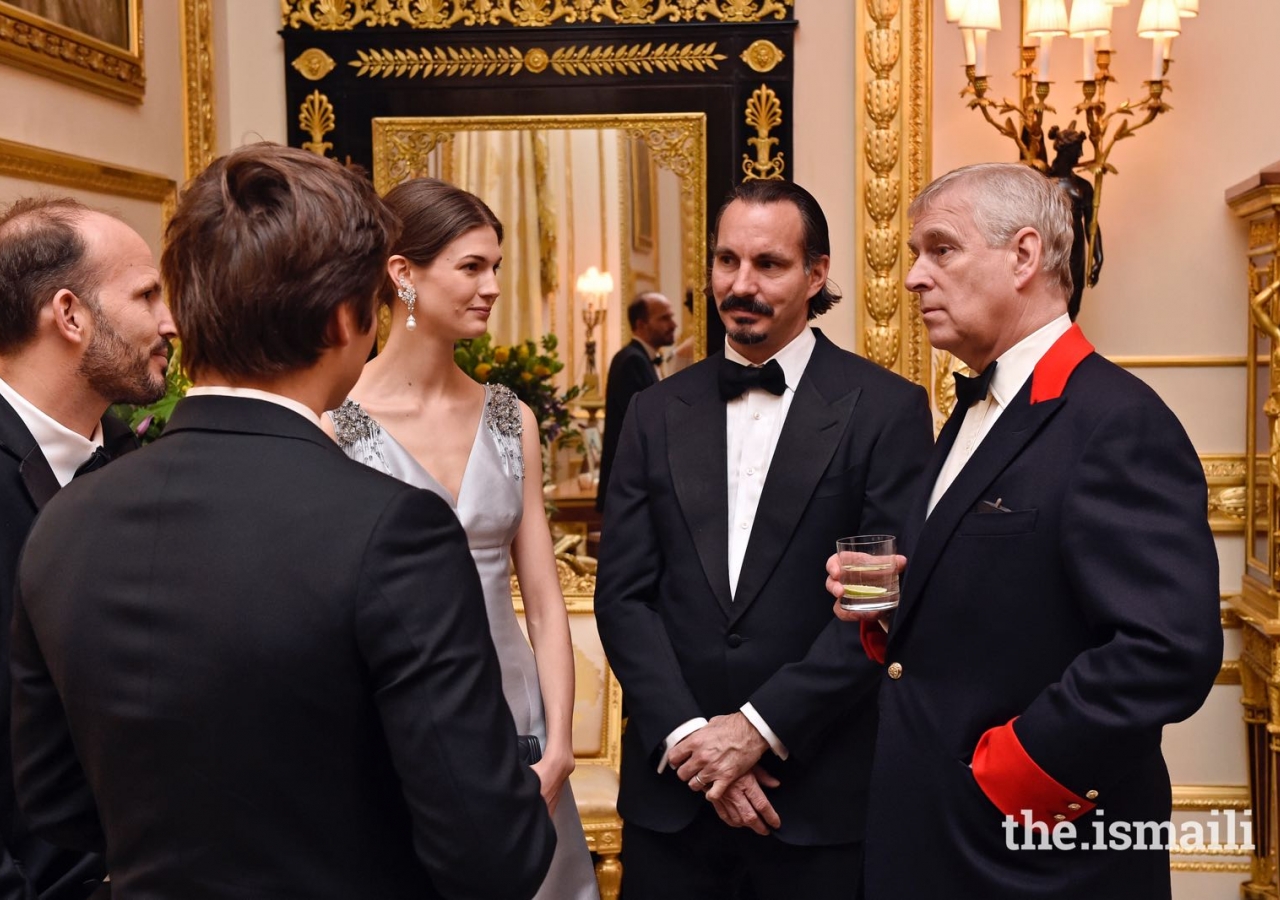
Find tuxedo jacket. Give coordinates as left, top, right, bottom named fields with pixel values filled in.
left=596, top=339, right=660, bottom=512
left=595, top=329, right=933, bottom=845
left=10, top=396, right=555, bottom=900
left=0, top=396, right=133, bottom=900
left=863, top=328, right=1223, bottom=899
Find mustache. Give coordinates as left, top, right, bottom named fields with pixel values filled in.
left=153, top=338, right=173, bottom=360
left=719, top=295, right=774, bottom=316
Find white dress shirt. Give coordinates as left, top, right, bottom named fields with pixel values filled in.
left=658, top=327, right=817, bottom=771
left=185, top=386, right=322, bottom=428
left=926, top=314, right=1072, bottom=517
left=0, top=376, right=103, bottom=487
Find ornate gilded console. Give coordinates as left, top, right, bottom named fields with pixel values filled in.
left=1229, top=160, right=1280, bottom=898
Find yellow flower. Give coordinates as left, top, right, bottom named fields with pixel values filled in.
left=533, top=365, right=551, bottom=378
left=474, top=363, right=493, bottom=381
left=520, top=371, right=534, bottom=383
left=493, top=346, right=510, bottom=364
left=517, top=344, right=531, bottom=362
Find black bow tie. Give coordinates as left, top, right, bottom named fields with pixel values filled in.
left=652, top=354, right=663, bottom=366
left=953, top=361, right=998, bottom=409
left=73, top=446, right=112, bottom=479
left=719, top=358, right=786, bottom=401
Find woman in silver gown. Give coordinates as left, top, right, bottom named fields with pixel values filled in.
left=326, top=178, right=598, bottom=899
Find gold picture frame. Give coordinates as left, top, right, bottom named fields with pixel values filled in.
left=628, top=136, right=655, bottom=254
left=0, top=0, right=145, bottom=103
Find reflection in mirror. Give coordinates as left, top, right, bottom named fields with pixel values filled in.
left=372, top=114, right=707, bottom=402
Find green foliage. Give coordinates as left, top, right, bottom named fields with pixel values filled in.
left=110, top=341, right=192, bottom=444
left=454, top=333, right=580, bottom=448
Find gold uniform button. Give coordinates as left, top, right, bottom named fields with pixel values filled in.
left=1085, top=790, right=1099, bottom=800
left=1067, top=803, right=1081, bottom=811
left=887, top=662, right=903, bottom=680
left=1053, top=814, right=1066, bottom=821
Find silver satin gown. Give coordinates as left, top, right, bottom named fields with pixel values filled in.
left=330, top=384, right=599, bottom=900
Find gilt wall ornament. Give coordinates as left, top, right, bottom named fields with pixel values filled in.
left=299, top=90, right=336, bottom=157
left=741, top=83, right=783, bottom=181
left=740, top=38, right=783, bottom=72
left=282, top=0, right=793, bottom=29
left=349, top=42, right=726, bottom=78
left=292, top=47, right=336, bottom=80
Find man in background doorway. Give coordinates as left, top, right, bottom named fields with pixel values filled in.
left=0, top=195, right=175, bottom=900
left=596, top=291, right=676, bottom=512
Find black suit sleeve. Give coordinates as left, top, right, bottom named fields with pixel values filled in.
left=596, top=395, right=707, bottom=760
left=355, top=488, right=555, bottom=900
left=1012, top=396, right=1222, bottom=794
left=11, top=573, right=104, bottom=855
left=748, top=383, right=935, bottom=759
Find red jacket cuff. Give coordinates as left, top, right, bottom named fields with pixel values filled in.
left=971, top=718, right=1095, bottom=825
left=859, top=620, right=887, bottom=664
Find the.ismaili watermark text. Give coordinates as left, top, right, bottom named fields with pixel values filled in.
left=1002, top=809, right=1254, bottom=852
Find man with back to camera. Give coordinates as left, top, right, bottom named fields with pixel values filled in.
left=829, top=162, right=1222, bottom=899
left=0, top=195, right=176, bottom=900
left=10, top=143, right=555, bottom=900
left=595, top=179, right=934, bottom=899
left=596, top=291, right=677, bottom=512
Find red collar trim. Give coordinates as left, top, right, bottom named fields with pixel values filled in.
left=1029, top=324, right=1094, bottom=404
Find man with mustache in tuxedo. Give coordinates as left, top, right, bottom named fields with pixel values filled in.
left=595, top=179, right=933, bottom=899
left=0, top=196, right=176, bottom=900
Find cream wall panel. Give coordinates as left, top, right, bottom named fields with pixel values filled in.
left=215, top=0, right=286, bottom=152
left=0, top=2, right=184, bottom=189
left=1125, top=367, right=1246, bottom=453
left=0, top=174, right=166, bottom=250
left=792, top=0, right=857, bottom=351
left=1164, top=685, right=1248, bottom=786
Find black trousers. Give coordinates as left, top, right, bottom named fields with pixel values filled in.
left=621, top=804, right=864, bottom=900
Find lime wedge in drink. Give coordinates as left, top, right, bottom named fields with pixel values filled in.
left=843, top=584, right=888, bottom=597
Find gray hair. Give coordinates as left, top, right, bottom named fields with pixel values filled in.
left=910, top=163, right=1074, bottom=298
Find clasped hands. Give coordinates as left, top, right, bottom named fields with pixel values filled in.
left=668, top=711, right=781, bottom=835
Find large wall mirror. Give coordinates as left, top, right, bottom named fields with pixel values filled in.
left=372, top=114, right=707, bottom=393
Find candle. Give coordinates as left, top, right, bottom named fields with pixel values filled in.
left=963, top=28, right=976, bottom=67
left=973, top=30, right=988, bottom=75
left=1082, top=35, right=1096, bottom=81
left=1037, top=35, right=1053, bottom=81
left=1150, top=36, right=1165, bottom=80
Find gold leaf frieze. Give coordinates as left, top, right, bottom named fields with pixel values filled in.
left=1203, top=454, right=1267, bottom=534
left=282, top=0, right=792, bottom=29
left=740, top=38, right=783, bottom=73
left=292, top=47, right=337, bottom=80
left=299, top=90, right=336, bottom=157
left=349, top=42, right=727, bottom=78
left=741, top=83, right=784, bottom=181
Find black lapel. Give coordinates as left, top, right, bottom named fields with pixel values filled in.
left=892, top=383, right=1066, bottom=639
left=628, top=340, right=660, bottom=388
left=730, top=335, right=859, bottom=621
left=901, top=403, right=964, bottom=556
left=0, top=394, right=59, bottom=510
left=667, top=363, right=733, bottom=616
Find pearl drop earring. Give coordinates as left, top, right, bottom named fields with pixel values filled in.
left=396, top=276, right=417, bottom=331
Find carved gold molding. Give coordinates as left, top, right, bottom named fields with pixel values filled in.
left=856, top=0, right=928, bottom=383
left=350, top=42, right=726, bottom=78
left=283, top=0, right=793, bottom=29
left=0, top=0, right=145, bottom=103
left=1171, top=785, right=1251, bottom=811
left=292, top=47, right=336, bottom=81
left=1109, top=354, right=1250, bottom=368
left=0, top=136, right=176, bottom=224
left=1204, top=454, right=1265, bottom=535
left=740, top=38, right=782, bottom=72
left=180, top=0, right=215, bottom=180
left=741, top=83, right=783, bottom=181
left=299, top=91, right=336, bottom=157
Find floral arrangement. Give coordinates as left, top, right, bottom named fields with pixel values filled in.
left=111, top=341, right=193, bottom=444
left=454, top=333, right=580, bottom=449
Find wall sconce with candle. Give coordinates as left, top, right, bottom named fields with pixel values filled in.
left=953, top=0, right=1196, bottom=306
left=576, top=265, right=613, bottom=402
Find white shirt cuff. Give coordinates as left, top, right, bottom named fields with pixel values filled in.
left=657, top=718, right=708, bottom=773
left=741, top=703, right=789, bottom=761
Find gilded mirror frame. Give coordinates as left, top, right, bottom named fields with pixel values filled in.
left=371, top=113, right=707, bottom=364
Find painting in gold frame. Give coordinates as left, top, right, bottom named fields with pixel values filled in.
left=0, top=0, right=144, bottom=103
